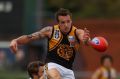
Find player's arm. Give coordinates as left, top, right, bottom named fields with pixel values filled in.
left=91, top=69, right=101, bottom=79
left=14, top=26, right=52, bottom=44
left=10, top=26, right=53, bottom=53
left=112, top=68, right=117, bottom=79
left=76, top=28, right=90, bottom=45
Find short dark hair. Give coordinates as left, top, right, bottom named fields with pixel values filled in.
left=55, top=8, right=72, bottom=22
left=100, top=55, right=113, bottom=65
left=27, top=61, right=44, bottom=78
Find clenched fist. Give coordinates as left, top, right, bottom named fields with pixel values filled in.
left=83, top=28, right=90, bottom=44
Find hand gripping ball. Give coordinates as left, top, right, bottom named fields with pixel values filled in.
left=90, top=36, right=108, bottom=52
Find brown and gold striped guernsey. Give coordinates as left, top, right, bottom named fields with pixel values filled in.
left=46, top=25, right=79, bottom=69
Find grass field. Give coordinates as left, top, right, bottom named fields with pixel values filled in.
left=0, top=69, right=28, bottom=79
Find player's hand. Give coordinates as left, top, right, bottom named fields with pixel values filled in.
left=9, top=39, right=18, bottom=54
left=83, top=28, right=90, bottom=45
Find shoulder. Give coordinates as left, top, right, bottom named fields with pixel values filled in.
left=37, top=26, right=53, bottom=38
left=92, top=67, right=102, bottom=79
left=39, top=26, right=53, bottom=32
left=39, top=26, right=53, bottom=34
left=96, top=67, right=102, bottom=72
left=93, top=67, right=103, bottom=75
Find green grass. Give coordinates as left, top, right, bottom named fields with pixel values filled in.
left=0, top=69, right=28, bottom=79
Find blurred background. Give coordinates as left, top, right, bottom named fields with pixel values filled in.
left=0, top=0, right=120, bottom=79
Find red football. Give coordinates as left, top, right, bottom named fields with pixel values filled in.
left=90, top=36, right=108, bottom=52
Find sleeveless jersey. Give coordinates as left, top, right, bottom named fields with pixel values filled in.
left=94, top=67, right=116, bottom=79
left=46, top=25, right=79, bottom=69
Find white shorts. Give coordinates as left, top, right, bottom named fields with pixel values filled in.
left=48, top=62, right=75, bottom=79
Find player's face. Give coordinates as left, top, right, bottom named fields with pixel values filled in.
left=38, top=66, right=44, bottom=77
left=58, top=15, right=72, bottom=34
left=103, top=58, right=112, bottom=68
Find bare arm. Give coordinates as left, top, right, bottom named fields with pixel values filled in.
left=91, top=69, right=101, bottom=79
left=10, top=26, right=53, bottom=53
left=15, top=26, right=52, bottom=44
left=76, top=28, right=90, bottom=45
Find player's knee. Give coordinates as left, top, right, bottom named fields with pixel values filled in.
left=48, top=68, right=62, bottom=79
left=50, top=74, right=61, bottom=79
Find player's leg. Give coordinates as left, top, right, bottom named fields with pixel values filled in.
left=47, top=68, right=62, bottom=79
left=47, top=62, right=75, bottom=79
